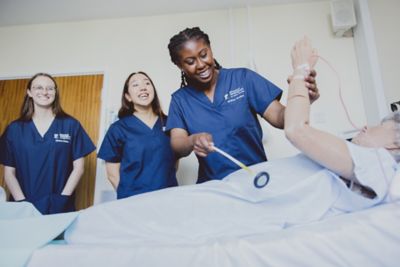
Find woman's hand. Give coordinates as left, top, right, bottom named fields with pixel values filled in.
left=287, top=70, right=319, bottom=103
left=306, top=70, right=319, bottom=103
left=190, top=133, right=214, bottom=157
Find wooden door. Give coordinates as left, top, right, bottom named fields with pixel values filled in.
left=0, top=79, right=28, bottom=200
left=0, top=74, right=103, bottom=210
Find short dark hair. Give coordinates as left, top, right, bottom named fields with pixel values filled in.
left=167, top=27, right=221, bottom=87
left=168, top=27, right=211, bottom=66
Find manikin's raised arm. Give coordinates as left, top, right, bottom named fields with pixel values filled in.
left=284, top=37, right=354, bottom=179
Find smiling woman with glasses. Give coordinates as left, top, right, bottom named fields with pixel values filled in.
left=0, top=72, right=96, bottom=214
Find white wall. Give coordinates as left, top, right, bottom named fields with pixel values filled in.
left=367, top=0, right=400, bottom=107
left=353, top=0, right=387, bottom=125
left=0, top=1, right=366, bottom=203
left=353, top=0, right=400, bottom=124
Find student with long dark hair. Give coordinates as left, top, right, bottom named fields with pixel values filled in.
left=97, top=71, right=177, bottom=199
left=0, top=73, right=95, bottom=214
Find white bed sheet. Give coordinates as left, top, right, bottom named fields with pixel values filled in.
left=27, top=201, right=400, bottom=267
left=0, top=202, right=78, bottom=267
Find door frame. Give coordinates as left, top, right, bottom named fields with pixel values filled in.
left=0, top=68, right=109, bottom=208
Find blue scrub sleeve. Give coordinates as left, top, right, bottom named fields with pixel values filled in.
left=244, top=69, right=283, bottom=115
left=71, top=122, right=96, bottom=161
left=97, top=125, right=123, bottom=162
left=165, top=97, right=188, bottom=132
left=0, top=127, right=16, bottom=167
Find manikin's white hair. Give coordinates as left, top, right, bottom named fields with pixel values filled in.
left=382, top=111, right=400, bottom=162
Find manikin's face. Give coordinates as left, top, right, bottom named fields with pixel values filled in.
left=27, top=76, right=56, bottom=108
left=352, top=120, right=398, bottom=150
left=177, top=38, right=216, bottom=86
left=124, top=73, right=155, bottom=110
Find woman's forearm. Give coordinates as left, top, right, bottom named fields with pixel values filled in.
left=4, top=166, right=25, bottom=200
left=171, top=134, right=194, bottom=158
left=171, top=128, right=194, bottom=158
left=105, top=162, right=120, bottom=190
left=61, top=158, right=85, bottom=195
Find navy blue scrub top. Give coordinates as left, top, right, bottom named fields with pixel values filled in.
left=0, top=116, right=96, bottom=214
left=98, top=115, right=177, bottom=199
left=166, top=68, right=282, bottom=183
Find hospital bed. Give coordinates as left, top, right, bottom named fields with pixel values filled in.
left=1, top=200, right=399, bottom=267
left=2, top=152, right=400, bottom=267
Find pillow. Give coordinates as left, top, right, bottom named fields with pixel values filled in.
left=389, top=167, right=400, bottom=201
left=0, top=187, right=5, bottom=202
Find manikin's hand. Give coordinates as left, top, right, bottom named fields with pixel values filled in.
left=287, top=37, right=319, bottom=103
left=291, top=36, right=318, bottom=70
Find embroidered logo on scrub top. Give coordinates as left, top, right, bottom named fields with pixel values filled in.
left=225, top=87, right=245, bottom=104
left=54, top=133, right=71, bottom=143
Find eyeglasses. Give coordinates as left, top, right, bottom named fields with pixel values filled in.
left=31, top=86, right=56, bottom=92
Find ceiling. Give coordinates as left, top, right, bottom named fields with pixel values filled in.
left=0, top=0, right=323, bottom=27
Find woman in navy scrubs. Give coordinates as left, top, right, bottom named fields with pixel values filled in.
left=166, top=27, right=320, bottom=183
left=98, top=71, right=177, bottom=199
left=0, top=73, right=95, bottom=214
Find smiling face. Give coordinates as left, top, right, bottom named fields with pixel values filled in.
left=27, top=75, right=56, bottom=108
left=177, top=38, right=217, bottom=87
left=352, top=120, right=398, bottom=150
left=124, top=73, right=155, bottom=110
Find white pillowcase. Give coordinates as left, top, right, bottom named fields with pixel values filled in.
left=389, top=168, right=400, bottom=200
left=0, top=186, right=6, bottom=202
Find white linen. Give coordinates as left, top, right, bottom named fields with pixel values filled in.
left=0, top=202, right=78, bottom=267
left=0, top=186, right=5, bottom=202
left=65, top=143, right=398, bottom=245
left=28, top=202, right=400, bottom=267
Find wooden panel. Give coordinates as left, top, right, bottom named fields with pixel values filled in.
left=54, top=75, right=103, bottom=209
left=0, top=74, right=103, bottom=210
left=0, top=79, right=29, bottom=199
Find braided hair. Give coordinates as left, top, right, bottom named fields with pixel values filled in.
left=168, top=27, right=222, bottom=88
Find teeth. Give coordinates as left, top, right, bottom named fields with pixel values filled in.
left=138, top=93, right=149, bottom=99
left=199, top=69, right=210, bottom=78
